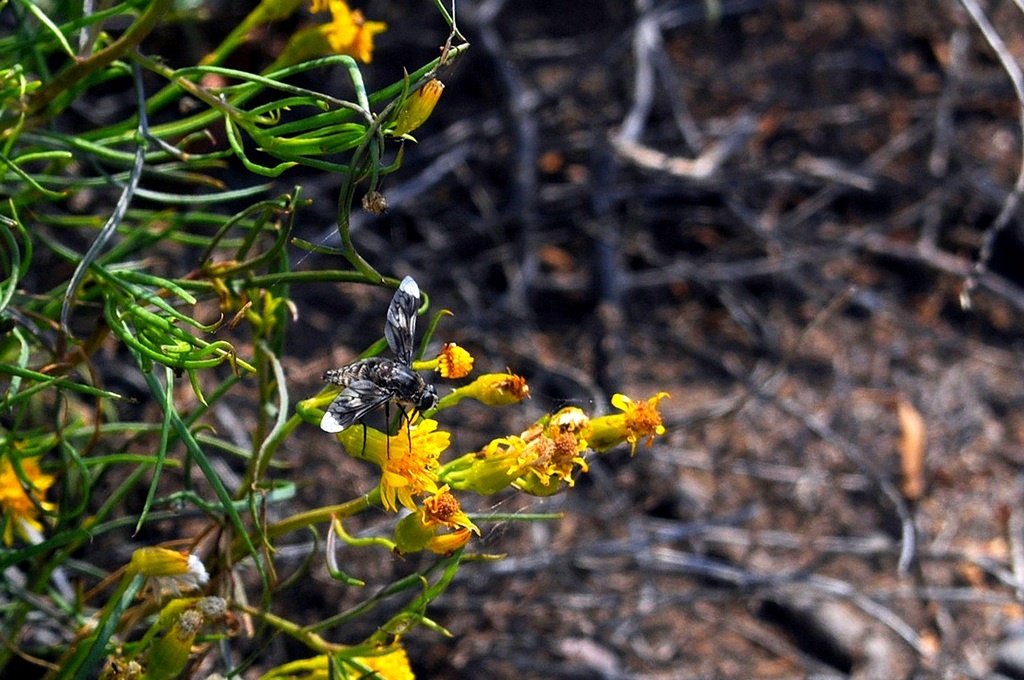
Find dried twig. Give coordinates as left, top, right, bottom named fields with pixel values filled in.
left=957, top=0, right=1024, bottom=308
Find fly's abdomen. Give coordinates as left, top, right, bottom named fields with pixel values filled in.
left=322, top=357, right=391, bottom=386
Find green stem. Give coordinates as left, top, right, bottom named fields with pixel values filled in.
left=231, top=490, right=379, bottom=562
left=236, top=603, right=345, bottom=654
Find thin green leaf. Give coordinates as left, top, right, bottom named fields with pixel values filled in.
left=134, top=365, right=175, bottom=535
left=11, top=0, right=75, bottom=57
left=138, top=360, right=267, bottom=585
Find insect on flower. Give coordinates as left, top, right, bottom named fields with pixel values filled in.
left=320, top=277, right=439, bottom=433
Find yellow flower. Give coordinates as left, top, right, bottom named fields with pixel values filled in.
left=442, top=405, right=592, bottom=497
left=259, top=647, right=414, bottom=680
left=338, top=419, right=448, bottom=512
left=129, top=547, right=209, bottom=598
left=437, top=371, right=530, bottom=408
left=436, top=342, right=473, bottom=379
left=390, top=79, right=445, bottom=139
left=590, top=392, right=670, bottom=455
left=413, top=342, right=475, bottom=379
left=359, top=647, right=415, bottom=680
left=315, top=0, right=386, bottom=63
left=0, top=455, right=55, bottom=546
left=509, top=407, right=592, bottom=494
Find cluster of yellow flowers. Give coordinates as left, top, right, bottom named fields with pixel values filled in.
left=315, top=341, right=671, bottom=556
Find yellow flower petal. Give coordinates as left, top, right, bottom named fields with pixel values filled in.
left=337, top=419, right=448, bottom=512
left=0, top=455, right=55, bottom=546
left=317, top=0, right=386, bottom=63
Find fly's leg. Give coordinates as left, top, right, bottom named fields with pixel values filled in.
left=401, top=406, right=414, bottom=452
left=384, top=401, right=392, bottom=459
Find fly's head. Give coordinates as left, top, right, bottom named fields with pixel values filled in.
left=417, top=383, right=439, bottom=413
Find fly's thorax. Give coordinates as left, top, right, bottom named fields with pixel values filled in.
left=382, top=362, right=427, bottom=393
left=376, top=363, right=435, bottom=412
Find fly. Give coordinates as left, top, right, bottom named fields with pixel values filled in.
left=320, top=276, right=438, bottom=433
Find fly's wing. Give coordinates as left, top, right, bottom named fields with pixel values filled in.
left=320, top=380, right=393, bottom=433
left=384, top=276, right=420, bottom=366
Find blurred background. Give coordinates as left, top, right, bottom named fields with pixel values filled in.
left=26, top=0, right=1024, bottom=677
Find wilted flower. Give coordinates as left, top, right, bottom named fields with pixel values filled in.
left=438, top=371, right=529, bottom=408
left=129, top=547, right=209, bottom=599
left=441, top=406, right=592, bottom=497
left=507, top=407, right=591, bottom=495
left=146, top=608, right=204, bottom=679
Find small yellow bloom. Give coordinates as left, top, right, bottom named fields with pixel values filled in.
left=338, top=419, right=449, bottom=512
left=436, top=342, right=473, bottom=379
left=390, top=79, right=445, bottom=139
left=0, top=455, right=55, bottom=546
left=315, top=0, right=387, bottom=63
left=129, top=547, right=209, bottom=598
left=510, top=406, right=593, bottom=495
left=590, top=392, right=670, bottom=454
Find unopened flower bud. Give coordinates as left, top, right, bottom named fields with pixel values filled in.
left=390, top=79, right=444, bottom=138
left=436, top=343, right=474, bottom=379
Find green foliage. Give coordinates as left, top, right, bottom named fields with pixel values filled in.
left=0, top=1, right=665, bottom=677
left=0, top=0, right=470, bottom=676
